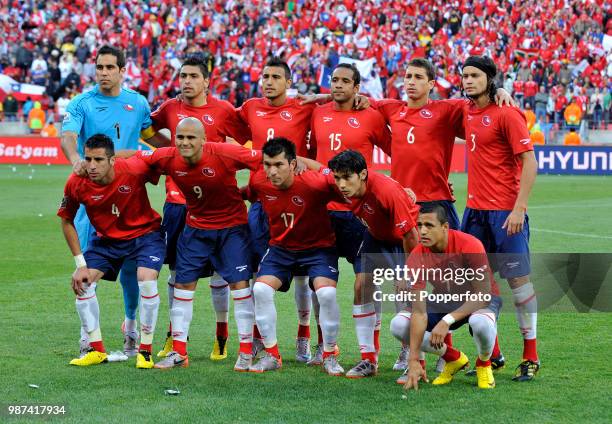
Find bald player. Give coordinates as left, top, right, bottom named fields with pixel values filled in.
left=133, top=118, right=263, bottom=371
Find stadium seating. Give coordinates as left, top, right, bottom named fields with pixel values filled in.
left=0, top=0, right=610, bottom=139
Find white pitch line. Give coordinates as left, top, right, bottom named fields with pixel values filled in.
left=531, top=228, right=612, bottom=240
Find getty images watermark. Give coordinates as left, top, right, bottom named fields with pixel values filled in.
left=359, top=253, right=612, bottom=313
left=372, top=263, right=492, bottom=304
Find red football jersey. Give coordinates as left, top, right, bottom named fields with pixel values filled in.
left=311, top=103, right=391, bottom=211
left=409, top=229, right=500, bottom=295
left=464, top=104, right=533, bottom=210
left=151, top=96, right=252, bottom=204
left=247, top=169, right=345, bottom=250
left=238, top=97, right=316, bottom=157
left=374, top=99, right=465, bottom=202
left=341, top=171, right=419, bottom=244
left=136, top=143, right=262, bottom=230
left=57, top=157, right=161, bottom=240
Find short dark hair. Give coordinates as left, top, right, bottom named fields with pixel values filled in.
left=96, top=45, right=126, bottom=69
left=85, top=134, right=115, bottom=157
left=419, top=203, right=448, bottom=225
left=333, top=63, right=361, bottom=85
left=181, top=54, right=209, bottom=78
left=263, top=137, right=296, bottom=162
left=264, top=56, right=291, bottom=80
left=407, top=58, right=436, bottom=81
left=328, top=150, right=367, bottom=176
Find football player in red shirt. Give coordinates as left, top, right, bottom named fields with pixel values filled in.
left=308, top=63, right=392, bottom=365
left=398, top=204, right=500, bottom=391
left=151, top=55, right=251, bottom=362
left=461, top=56, right=539, bottom=382
left=370, top=58, right=513, bottom=372
left=135, top=118, right=262, bottom=371
left=238, top=57, right=317, bottom=363
left=58, top=134, right=165, bottom=369
left=326, top=150, right=420, bottom=378
left=246, top=137, right=345, bottom=375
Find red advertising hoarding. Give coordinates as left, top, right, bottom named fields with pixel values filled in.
left=0, top=137, right=69, bottom=165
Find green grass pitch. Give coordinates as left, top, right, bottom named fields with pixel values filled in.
left=0, top=164, right=610, bottom=423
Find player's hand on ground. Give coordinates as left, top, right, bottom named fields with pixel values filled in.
left=71, top=267, right=90, bottom=296
left=404, top=359, right=428, bottom=391
left=494, top=88, right=517, bottom=107
left=502, top=208, right=525, bottom=236
left=353, top=94, right=370, bottom=110
left=404, top=187, right=417, bottom=203
left=430, top=321, right=450, bottom=350
left=72, top=160, right=87, bottom=176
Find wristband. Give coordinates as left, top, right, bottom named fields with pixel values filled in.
left=442, top=314, right=456, bottom=326
left=74, top=254, right=87, bottom=268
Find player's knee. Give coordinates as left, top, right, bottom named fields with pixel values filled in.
left=315, top=286, right=336, bottom=307
left=468, top=313, right=495, bottom=336
left=253, top=281, right=274, bottom=304
left=390, top=312, right=411, bottom=343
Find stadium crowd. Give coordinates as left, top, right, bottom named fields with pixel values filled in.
left=0, top=0, right=611, bottom=135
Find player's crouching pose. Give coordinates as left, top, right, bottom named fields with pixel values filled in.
left=395, top=205, right=500, bottom=390
left=246, top=138, right=345, bottom=375
left=134, top=118, right=262, bottom=371
left=58, top=134, right=165, bottom=368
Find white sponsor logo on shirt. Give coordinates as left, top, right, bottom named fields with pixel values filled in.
left=256, top=111, right=267, bottom=117
left=175, top=171, right=188, bottom=176
left=91, top=195, right=104, bottom=201
left=265, top=195, right=278, bottom=201
left=323, top=116, right=333, bottom=123
left=520, top=138, right=531, bottom=145
left=177, top=114, right=188, bottom=120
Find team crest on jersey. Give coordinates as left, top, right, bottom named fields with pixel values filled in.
left=175, top=171, right=188, bottom=177
left=420, top=109, right=433, bottom=119
left=256, top=111, right=267, bottom=117
left=482, top=115, right=491, bottom=126
left=291, top=195, right=304, bottom=206
left=363, top=203, right=375, bottom=214
left=202, top=114, right=214, bottom=125
left=347, top=117, right=360, bottom=128
left=323, top=116, right=333, bottom=123
left=118, top=185, right=132, bottom=194
left=280, top=111, right=293, bottom=121
left=265, top=195, right=278, bottom=201
left=123, top=104, right=134, bottom=112
left=202, top=167, right=216, bottom=177
left=91, top=195, right=104, bottom=201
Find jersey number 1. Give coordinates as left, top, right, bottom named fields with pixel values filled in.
left=114, top=123, right=121, bottom=141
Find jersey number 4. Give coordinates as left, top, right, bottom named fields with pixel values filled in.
left=111, top=203, right=120, bottom=217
